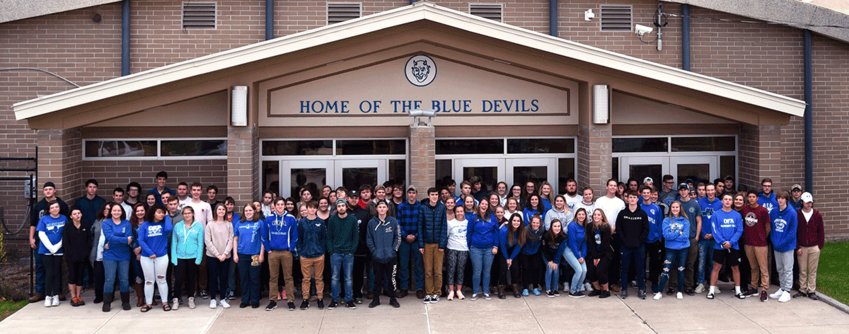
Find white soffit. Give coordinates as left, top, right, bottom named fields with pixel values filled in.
left=13, top=2, right=806, bottom=120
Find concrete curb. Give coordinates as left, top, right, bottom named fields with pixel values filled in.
left=818, top=291, right=849, bottom=315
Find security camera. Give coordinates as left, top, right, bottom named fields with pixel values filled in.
left=634, top=24, right=654, bottom=36
left=409, top=109, right=435, bottom=117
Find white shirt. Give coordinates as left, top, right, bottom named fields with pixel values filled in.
left=564, top=194, right=580, bottom=221
left=186, top=200, right=213, bottom=225
left=446, top=218, right=469, bottom=251
left=573, top=201, right=595, bottom=222
left=595, top=195, right=625, bottom=232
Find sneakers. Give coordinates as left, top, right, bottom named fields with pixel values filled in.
left=447, top=291, right=455, bottom=301
left=172, top=298, right=180, bottom=310
left=227, top=291, right=235, bottom=300
left=778, top=291, right=792, bottom=303
left=239, top=302, right=249, bottom=309
left=368, top=298, right=380, bottom=308
left=676, top=292, right=684, bottom=300
left=638, top=290, right=647, bottom=300
left=389, top=298, right=400, bottom=308
left=456, top=291, right=465, bottom=300
left=569, top=291, right=585, bottom=298
left=715, top=287, right=722, bottom=294
left=735, top=292, right=746, bottom=299
left=265, top=300, right=278, bottom=311
left=706, top=292, right=715, bottom=300
left=483, top=293, right=491, bottom=300
left=328, top=301, right=338, bottom=309
left=808, top=293, right=819, bottom=301
left=521, top=289, right=529, bottom=297
left=300, top=300, right=310, bottom=310
left=553, top=290, right=560, bottom=296
left=220, top=299, right=230, bottom=309
left=188, top=297, right=196, bottom=309
left=760, top=291, right=768, bottom=302
left=532, top=288, right=541, bottom=296
left=209, top=299, right=217, bottom=309
left=653, top=292, right=662, bottom=300
left=431, top=294, right=440, bottom=303
left=470, top=293, right=478, bottom=301
left=44, top=296, right=53, bottom=307
left=423, top=295, right=432, bottom=304
left=287, top=301, right=296, bottom=311
left=200, top=290, right=209, bottom=299
left=599, top=291, right=611, bottom=299
left=743, top=288, right=758, bottom=297
left=694, top=283, right=705, bottom=294
left=619, top=290, right=628, bottom=299
left=770, top=289, right=784, bottom=299
left=346, top=301, right=357, bottom=309
left=317, top=300, right=325, bottom=309
left=793, top=291, right=808, bottom=298
left=584, top=283, right=593, bottom=292
left=588, top=290, right=601, bottom=297
left=546, top=290, right=556, bottom=298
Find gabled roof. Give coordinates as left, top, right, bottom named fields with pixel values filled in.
left=14, top=2, right=806, bottom=120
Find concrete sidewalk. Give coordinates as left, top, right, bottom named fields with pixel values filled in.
left=2, top=290, right=848, bottom=334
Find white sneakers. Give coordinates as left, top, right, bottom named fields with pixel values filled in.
left=209, top=299, right=217, bottom=309
left=172, top=298, right=180, bottom=310
left=778, top=291, right=792, bottom=303
left=455, top=291, right=465, bottom=300
left=770, top=289, right=784, bottom=299
left=447, top=291, right=455, bottom=301
left=188, top=297, right=196, bottom=309
left=44, top=296, right=53, bottom=307
left=220, top=299, right=231, bottom=309
left=694, top=284, right=705, bottom=294
left=676, top=292, right=684, bottom=300
left=52, top=295, right=59, bottom=307
left=653, top=292, right=663, bottom=300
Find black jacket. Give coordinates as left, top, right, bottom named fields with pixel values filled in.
left=616, top=206, right=649, bottom=249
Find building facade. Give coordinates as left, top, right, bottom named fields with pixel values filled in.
left=2, top=0, right=848, bottom=247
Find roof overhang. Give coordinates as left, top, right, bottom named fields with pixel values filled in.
left=13, top=2, right=806, bottom=121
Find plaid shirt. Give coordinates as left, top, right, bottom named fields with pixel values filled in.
left=396, top=200, right=422, bottom=238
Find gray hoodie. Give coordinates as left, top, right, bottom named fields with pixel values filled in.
left=366, top=215, right=401, bottom=263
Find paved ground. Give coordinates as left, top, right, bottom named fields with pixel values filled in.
left=2, top=287, right=848, bottom=334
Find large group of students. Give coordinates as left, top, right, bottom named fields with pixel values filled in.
left=28, top=171, right=826, bottom=313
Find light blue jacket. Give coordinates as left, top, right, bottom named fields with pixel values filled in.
left=171, top=220, right=204, bottom=265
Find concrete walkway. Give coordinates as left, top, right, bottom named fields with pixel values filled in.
left=2, top=290, right=848, bottom=334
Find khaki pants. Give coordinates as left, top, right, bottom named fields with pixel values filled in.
left=423, top=243, right=444, bottom=296
left=268, top=250, right=295, bottom=302
left=300, top=255, right=325, bottom=300
left=745, top=245, right=769, bottom=291
left=798, top=246, right=821, bottom=294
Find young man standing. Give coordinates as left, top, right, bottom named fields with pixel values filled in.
left=167, top=197, right=184, bottom=224
left=206, top=185, right=221, bottom=209
left=757, top=178, right=779, bottom=221
left=639, top=187, right=663, bottom=296
left=418, top=187, right=448, bottom=303
left=125, top=182, right=141, bottom=207
left=75, top=179, right=106, bottom=228
left=742, top=191, right=771, bottom=301
left=563, top=179, right=580, bottom=221
left=176, top=182, right=190, bottom=209
left=658, top=175, right=676, bottom=204
left=367, top=201, right=402, bottom=308
left=396, top=186, right=425, bottom=298
left=297, top=201, right=326, bottom=310
left=795, top=192, right=824, bottom=300
left=113, top=188, right=131, bottom=220
left=616, top=191, right=649, bottom=299
left=367, top=185, right=395, bottom=218
left=262, top=198, right=298, bottom=311
left=671, top=183, right=702, bottom=295
left=28, top=182, right=70, bottom=303
left=595, top=179, right=625, bottom=290
left=696, top=184, right=723, bottom=294
left=357, top=185, right=372, bottom=210
left=185, top=183, right=213, bottom=225
left=327, top=199, right=359, bottom=309
left=707, top=194, right=745, bottom=300
left=149, top=171, right=174, bottom=205
left=347, top=190, right=372, bottom=304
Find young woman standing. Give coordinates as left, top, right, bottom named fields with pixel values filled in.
left=655, top=201, right=690, bottom=300
left=234, top=203, right=264, bottom=308
left=64, top=208, right=90, bottom=306
left=466, top=200, right=499, bottom=300
left=544, top=195, right=571, bottom=231
left=521, top=215, right=544, bottom=296
left=137, top=204, right=174, bottom=311
left=205, top=203, right=234, bottom=309
left=564, top=208, right=589, bottom=297
left=499, top=213, right=526, bottom=298
left=509, top=184, right=524, bottom=209
left=129, top=203, right=147, bottom=307
left=523, top=195, right=546, bottom=226
left=542, top=219, right=567, bottom=297
left=171, top=206, right=205, bottom=310
left=587, top=209, right=613, bottom=298
left=37, top=201, right=67, bottom=307
left=539, top=182, right=555, bottom=213
left=504, top=198, right=521, bottom=221
left=445, top=205, right=469, bottom=301
left=101, top=203, right=133, bottom=311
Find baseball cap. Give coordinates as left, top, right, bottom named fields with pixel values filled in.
left=43, top=181, right=56, bottom=189
left=643, top=177, right=653, bottom=184
left=791, top=184, right=803, bottom=192
left=407, top=185, right=417, bottom=193
left=347, top=189, right=359, bottom=198
left=678, top=183, right=689, bottom=191
left=801, top=192, right=813, bottom=203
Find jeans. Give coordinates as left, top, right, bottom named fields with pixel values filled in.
left=140, top=255, right=170, bottom=305
left=93, top=261, right=105, bottom=301
left=331, top=253, right=354, bottom=302
left=103, top=259, right=130, bottom=294
left=645, top=241, right=664, bottom=293
left=658, top=248, right=688, bottom=293
left=237, top=253, right=261, bottom=305
left=227, top=250, right=237, bottom=296
left=620, top=244, right=646, bottom=292
left=398, top=241, right=424, bottom=291
left=34, top=251, right=45, bottom=294
left=544, top=261, right=560, bottom=291
left=562, top=249, right=588, bottom=293
left=469, top=247, right=494, bottom=295
left=697, top=239, right=715, bottom=285
left=206, top=256, right=230, bottom=301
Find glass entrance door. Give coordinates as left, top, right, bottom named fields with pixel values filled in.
left=335, top=160, right=386, bottom=193
left=619, top=156, right=668, bottom=186
left=619, top=156, right=718, bottom=185
left=453, top=159, right=505, bottom=196
left=507, top=158, right=556, bottom=189
left=281, top=160, right=333, bottom=199
left=670, top=156, right=717, bottom=184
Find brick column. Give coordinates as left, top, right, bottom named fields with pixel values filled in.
left=36, top=128, right=82, bottom=202
left=409, top=124, right=435, bottom=191
left=738, top=124, right=782, bottom=190
left=226, top=125, right=258, bottom=205
left=577, top=82, right=613, bottom=190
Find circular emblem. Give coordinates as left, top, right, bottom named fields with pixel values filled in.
left=405, top=54, right=437, bottom=87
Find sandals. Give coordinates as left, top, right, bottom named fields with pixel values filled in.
left=140, top=304, right=152, bottom=312
left=162, top=303, right=172, bottom=312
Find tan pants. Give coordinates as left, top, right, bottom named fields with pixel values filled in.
left=423, top=243, right=444, bottom=296
left=798, top=246, right=821, bottom=294
left=745, top=245, right=769, bottom=291
left=300, top=255, right=325, bottom=300
left=268, top=250, right=295, bottom=301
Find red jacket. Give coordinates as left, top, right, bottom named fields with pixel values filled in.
left=796, top=209, right=824, bottom=249
left=742, top=205, right=770, bottom=247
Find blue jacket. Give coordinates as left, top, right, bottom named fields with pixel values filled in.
left=498, top=225, right=522, bottom=261
left=770, top=205, right=798, bottom=252
left=662, top=216, right=690, bottom=250
left=262, top=212, right=298, bottom=252
left=36, top=215, right=67, bottom=255
left=757, top=192, right=779, bottom=221
left=466, top=213, right=499, bottom=249
left=711, top=209, right=744, bottom=250
left=396, top=200, right=421, bottom=238
left=417, top=200, right=447, bottom=249
left=101, top=219, right=132, bottom=261
left=639, top=202, right=663, bottom=243
left=523, top=207, right=545, bottom=226
left=297, top=217, right=327, bottom=258
left=541, top=235, right=567, bottom=264
left=235, top=219, right=263, bottom=255
left=698, top=197, right=723, bottom=239
left=567, top=221, right=587, bottom=259
left=522, top=234, right=542, bottom=255
left=541, top=198, right=553, bottom=214
left=367, top=216, right=401, bottom=263
left=138, top=220, right=173, bottom=257
left=74, top=195, right=106, bottom=227
left=171, top=220, right=204, bottom=265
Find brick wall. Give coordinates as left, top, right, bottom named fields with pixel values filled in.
left=79, top=159, right=227, bottom=203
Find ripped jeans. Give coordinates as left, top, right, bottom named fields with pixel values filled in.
left=139, top=255, right=170, bottom=305
left=658, top=248, right=688, bottom=293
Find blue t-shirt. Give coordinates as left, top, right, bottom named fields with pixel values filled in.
left=138, top=220, right=174, bottom=257
left=698, top=197, right=723, bottom=239
left=236, top=219, right=263, bottom=255
left=36, top=215, right=67, bottom=255
left=678, top=198, right=702, bottom=239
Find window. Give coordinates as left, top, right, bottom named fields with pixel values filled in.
left=327, top=2, right=361, bottom=24
left=600, top=4, right=632, bottom=32
left=671, top=136, right=736, bottom=152
left=182, top=2, right=217, bottom=29
left=436, top=139, right=503, bottom=155
left=469, top=3, right=503, bottom=22
left=507, top=138, right=575, bottom=154
left=613, top=137, right=667, bottom=153
left=83, top=139, right=227, bottom=160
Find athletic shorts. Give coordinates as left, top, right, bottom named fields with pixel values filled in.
left=712, top=248, right=740, bottom=266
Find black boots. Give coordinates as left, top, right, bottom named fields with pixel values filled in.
left=102, top=294, right=113, bottom=312
left=497, top=285, right=506, bottom=299
left=121, top=292, right=131, bottom=311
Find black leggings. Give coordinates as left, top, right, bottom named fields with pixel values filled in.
left=67, top=259, right=87, bottom=286
left=43, top=255, right=63, bottom=296
left=174, top=259, right=198, bottom=300
left=588, top=257, right=610, bottom=285
left=94, top=261, right=105, bottom=300
left=521, top=252, right=543, bottom=289
left=497, top=254, right=521, bottom=286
